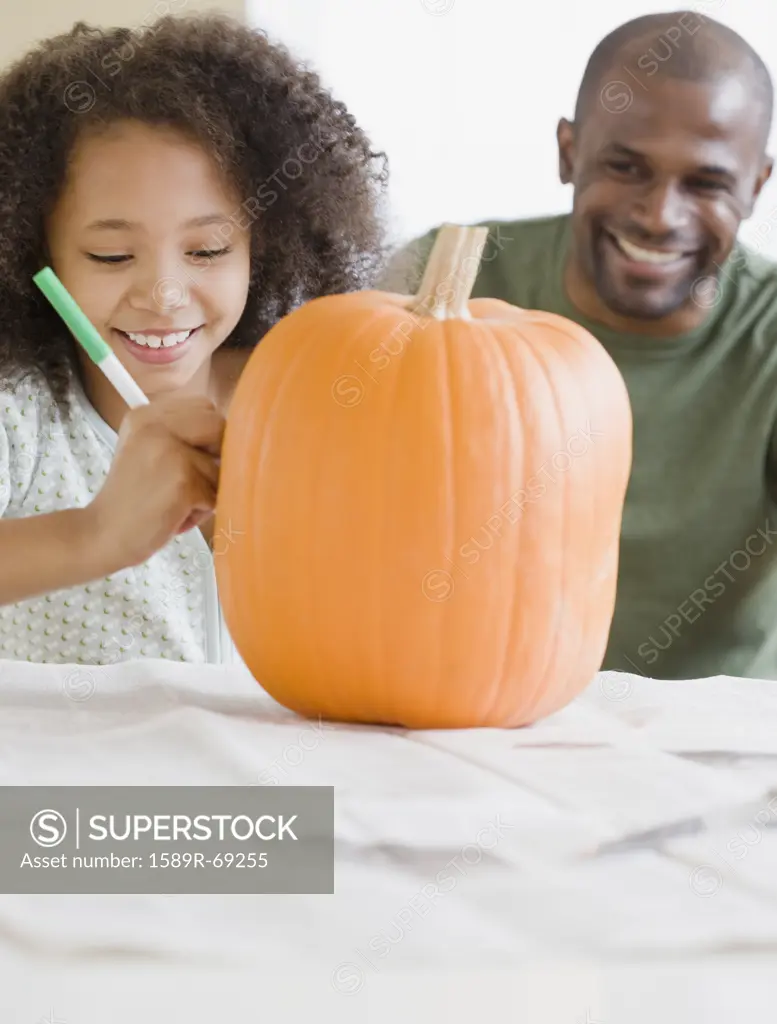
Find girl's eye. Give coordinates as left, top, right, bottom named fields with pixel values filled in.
left=190, top=247, right=232, bottom=261
left=85, top=247, right=233, bottom=265
left=87, top=253, right=131, bottom=264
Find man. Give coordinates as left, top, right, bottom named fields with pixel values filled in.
left=384, top=11, right=777, bottom=681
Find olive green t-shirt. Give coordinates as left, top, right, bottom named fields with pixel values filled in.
left=384, top=213, right=777, bottom=681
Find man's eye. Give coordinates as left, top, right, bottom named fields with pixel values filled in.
left=607, top=160, right=639, bottom=175
left=690, top=178, right=729, bottom=192
left=87, top=253, right=131, bottom=264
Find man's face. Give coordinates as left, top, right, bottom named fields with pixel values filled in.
left=558, top=74, right=772, bottom=322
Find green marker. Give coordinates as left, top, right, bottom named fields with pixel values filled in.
left=33, top=266, right=149, bottom=409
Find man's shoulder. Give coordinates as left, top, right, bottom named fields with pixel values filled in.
left=379, top=213, right=570, bottom=294
left=721, top=234, right=777, bottom=296
left=716, top=239, right=777, bottom=339
left=476, top=212, right=570, bottom=248
left=472, top=214, right=569, bottom=294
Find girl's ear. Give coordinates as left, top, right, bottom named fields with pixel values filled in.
left=556, top=118, right=576, bottom=185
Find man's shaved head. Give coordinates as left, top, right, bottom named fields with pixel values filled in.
left=574, top=12, right=773, bottom=149
left=556, top=11, right=774, bottom=333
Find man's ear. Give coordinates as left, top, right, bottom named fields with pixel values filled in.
left=742, top=155, right=774, bottom=219
left=557, top=117, right=576, bottom=185
left=754, top=156, right=774, bottom=202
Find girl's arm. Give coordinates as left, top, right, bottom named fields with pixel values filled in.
left=0, top=508, right=111, bottom=605
left=0, top=393, right=223, bottom=608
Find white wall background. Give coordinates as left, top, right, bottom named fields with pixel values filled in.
left=248, top=0, right=777, bottom=257
left=2, top=0, right=246, bottom=69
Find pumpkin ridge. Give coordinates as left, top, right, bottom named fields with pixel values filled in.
left=220, top=304, right=317, bottom=701
left=338, top=301, right=416, bottom=724
left=322, top=305, right=393, bottom=721
left=377, top=303, right=458, bottom=727
left=580, top=331, right=631, bottom=708
left=546, top=323, right=599, bottom=719
left=520, top=323, right=569, bottom=722
left=539, top=318, right=627, bottom=714
left=375, top=304, right=410, bottom=725
left=568, top=325, right=610, bottom=710
left=438, top=315, right=455, bottom=726
left=254, top=318, right=314, bottom=682
left=557, top=326, right=596, bottom=714
left=494, top=319, right=558, bottom=725
left=487, top=320, right=526, bottom=724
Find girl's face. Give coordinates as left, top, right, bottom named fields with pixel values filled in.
left=46, top=119, right=251, bottom=403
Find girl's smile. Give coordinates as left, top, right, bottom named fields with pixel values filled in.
left=112, top=326, right=205, bottom=364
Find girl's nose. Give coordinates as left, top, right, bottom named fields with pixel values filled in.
left=126, top=261, right=190, bottom=312
left=151, top=275, right=189, bottom=311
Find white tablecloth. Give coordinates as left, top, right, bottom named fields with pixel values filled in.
left=1, top=657, right=776, bottom=1022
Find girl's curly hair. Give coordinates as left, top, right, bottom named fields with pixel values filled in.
left=0, top=12, right=389, bottom=410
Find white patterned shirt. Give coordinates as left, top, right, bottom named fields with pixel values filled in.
left=0, top=375, right=241, bottom=667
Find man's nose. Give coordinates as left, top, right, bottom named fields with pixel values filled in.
left=629, top=181, right=691, bottom=238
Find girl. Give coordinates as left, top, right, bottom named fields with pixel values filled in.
left=0, top=13, right=387, bottom=666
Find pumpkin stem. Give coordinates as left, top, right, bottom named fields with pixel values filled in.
left=412, top=223, right=489, bottom=320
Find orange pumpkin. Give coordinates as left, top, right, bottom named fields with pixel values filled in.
left=214, top=224, right=632, bottom=729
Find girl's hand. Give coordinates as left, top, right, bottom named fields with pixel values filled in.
left=87, top=394, right=225, bottom=571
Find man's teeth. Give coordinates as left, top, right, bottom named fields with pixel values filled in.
left=613, top=234, right=684, bottom=265
left=124, top=329, right=194, bottom=348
